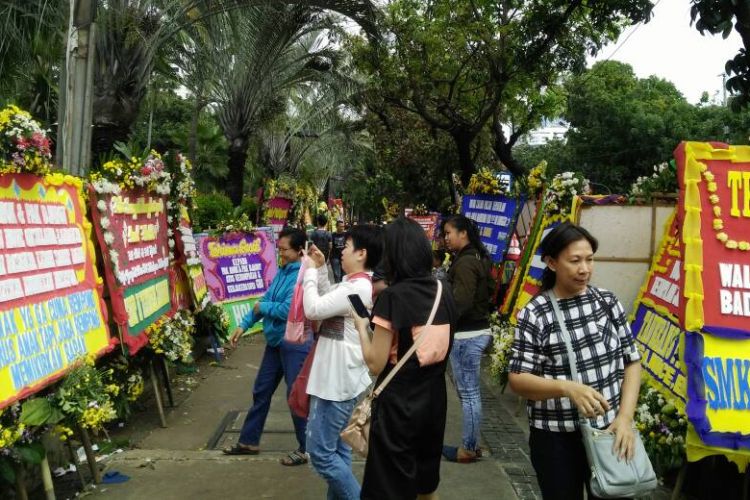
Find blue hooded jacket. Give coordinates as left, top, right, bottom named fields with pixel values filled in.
left=239, top=260, right=301, bottom=347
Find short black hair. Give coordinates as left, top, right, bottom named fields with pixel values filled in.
left=316, top=213, right=328, bottom=227
left=347, top=224, right=383, bottom=270
left=539, top=222, right=598, bottom=291
left=278, top=227, right=306, bottom=251
left=383, top=217, right=432, bottom=283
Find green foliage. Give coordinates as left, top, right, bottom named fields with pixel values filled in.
left=636, top=383, right=687, bottom=476
left=341, top=165, right=404, bottom=222
left=690, top=0, right=750, bottom=109
left=234, top=196, right=259, bottom=220
left=358, top=108, right=462, bottom=211
left=564, top=61, right=696, bottom=193
left=13, top=442, right=45, bottom=465
left=629, top=161, right=678, bottom=200
left=195, top=303, right=231, bottom=344
left=351, top=0, right=654, bottom=182
left=193, top=192, right=234, bottom=232
left=19, top=398, right=63, bottom=427
left=513, top=140, right=572, bottom=179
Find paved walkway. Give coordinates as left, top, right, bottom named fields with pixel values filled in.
left=90, top=336, right=521, bottom=499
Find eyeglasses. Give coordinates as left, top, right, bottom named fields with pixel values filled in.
left=278, top=246, right=292, bottom=251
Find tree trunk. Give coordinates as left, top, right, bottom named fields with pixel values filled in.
left=492, top=139, right=523, bottom=178
left=490, top=120, right=524, bottom=178
left=226, top=135, right=249, bottom=205
left=91, top=123, right=131, bottom=164
left=451, top=131, right=475, bottom=187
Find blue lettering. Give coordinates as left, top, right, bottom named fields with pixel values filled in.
left=56, top=317, right=74, bottom=341
left=47, top=297, right=68, bottom=321
left=32, top=303, right=47, bottom=326
left=716, top=358, right=735, bottom=410
left=735, top=359, right=750, bottom=410
left=10, top=362, right=26, bottom=389
left=18, top=306, right=34, bottom=330
left=48, top=348, right=63, bottom=372
left=63, top=337, right=86, bottom=364
left=2, top=310, right=17, bottom=338
left=0, top=338, right=15, bottom=368
left=39, top=325, right=55, bottom=346
left=18, top=330, right=40, bottom=358
left=703, top=357, right=720, bottom=410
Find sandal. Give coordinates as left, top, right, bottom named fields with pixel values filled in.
left=442, top=445, right=479, bottom=463
left=223, top=444, right=260, bottom=455
left=280, top=450, right=308, bottom=466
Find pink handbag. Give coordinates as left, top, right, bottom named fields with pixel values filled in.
left=284, top=258, right=309, bottom=344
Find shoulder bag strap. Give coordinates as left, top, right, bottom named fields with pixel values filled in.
left=372, top=279, right=443, bottom=397
left=546, top=290, right=587, bottom=425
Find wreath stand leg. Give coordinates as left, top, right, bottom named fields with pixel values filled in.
left=67, top=439, right=87, bottom=490
left=78, top=426, right=100, bottom=484
left=159, top=356, right=175, bottom=407
left=40, top=455, right=56, bottom=500
left=208, top=332, right=222, bottom=363
left=149, top=359, right=168, bottom=427
left=670, top=462, right=688, bottom=500
left=14, top=463, right=28, bottom=500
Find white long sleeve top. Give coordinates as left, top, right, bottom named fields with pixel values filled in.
left=303, top=265, right=372, bottom=401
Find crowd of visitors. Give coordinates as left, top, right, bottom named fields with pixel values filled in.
left=224, top=217, right=642, bottom=500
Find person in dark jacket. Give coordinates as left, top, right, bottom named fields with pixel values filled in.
left=223, top=227, right=312, bottom=467
left=441, top=215, right=493, bottom=463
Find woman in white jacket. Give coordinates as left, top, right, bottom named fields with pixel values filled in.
left=303, top=224, right=383, bottom=500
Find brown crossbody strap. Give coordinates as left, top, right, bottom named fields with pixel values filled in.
left=373, top=279, right=443, bottom=397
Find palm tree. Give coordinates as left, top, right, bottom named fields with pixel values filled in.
left=260, top=65, right=371, bottom=193
left=0, top=0, right=66, bottom=126
left=90, top=0, right=378, bottom=164
left=198, top=4, right=347, bottom=204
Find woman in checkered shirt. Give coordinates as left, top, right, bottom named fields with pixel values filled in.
left=508, top=222, right=642, bottom=500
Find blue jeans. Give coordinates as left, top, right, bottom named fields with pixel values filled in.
left=306, top=395, right=360, bottom=500
left=330, top=258, right=343, bottom=283
left=238, top=338, right=312, bottom=451
left=450, top=334, right=492, bottom=451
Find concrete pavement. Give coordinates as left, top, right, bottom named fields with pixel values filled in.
left=90, top=335, right=519, bottom=499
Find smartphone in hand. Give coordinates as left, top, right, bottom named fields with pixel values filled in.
left=347, top=294, right=370, bottom=318
left=305, top=240, right=311, bottom=253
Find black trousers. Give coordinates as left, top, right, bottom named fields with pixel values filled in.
left=529, top=427, right=628, bottom=500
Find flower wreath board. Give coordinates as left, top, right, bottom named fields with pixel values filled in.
left=0, top=173, right=113, bottom=409
left=89, top=185, right=173, bottom=355
left=461, top=193, right=523, bottom=264
left=173, top=205, right=209, bottom=311
left=675, top=141, right=750, bottom=470
left=195, top=228, right=278, bottom=333
left=628, top=210, right=687, bottom=412
left=504, top=194, right=582, bottom=324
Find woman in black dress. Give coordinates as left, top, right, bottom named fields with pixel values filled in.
left=353, top=217, right=457, bottom=500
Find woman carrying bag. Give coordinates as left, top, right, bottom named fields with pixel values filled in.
left=353, top=218, right=457, bottom=500
left=223, top=227, right=312, bottom=467
left=508, top=222, right=650, bottom=499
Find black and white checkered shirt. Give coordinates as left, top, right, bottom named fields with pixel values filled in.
left=509, top=287, right=641, bottom=432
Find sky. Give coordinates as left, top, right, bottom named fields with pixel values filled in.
left=590, top=0, right=743, bottom=104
